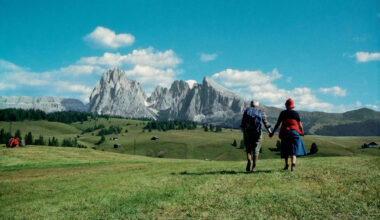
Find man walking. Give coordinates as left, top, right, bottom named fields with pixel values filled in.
left=241, top=100, right=272, bottom=172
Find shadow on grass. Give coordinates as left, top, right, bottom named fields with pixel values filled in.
left=172, top=170, right=272, bottom=175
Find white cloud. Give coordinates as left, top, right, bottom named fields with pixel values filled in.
left=356, top=101, right=362, bottom=107
left=0, top=59, right=24, bottom=71
left=0, top=46, right=182, bottom=102
left=212, top=68, right=281, bottom=87
left=79, top=47, right=181, bottom=69
left=319, top=86, right=347, bottom=97
left=78, top=47, right=182, bottom=90
left=0, top=60, right=51, bottom=86
left=212, top=68, right=336, bottom=112
left=200, top=53, right=218, bottom=62
left=355, top=52, right=380, bottom=62
left=59, top=65, right=106, bottom=75
left=0, top=82, right=16, bottom=90
left=13, top=72, right=51, bottom=86
left=84, top=26, right=135, bottom=49
left=124, top=65, right=176, bottom=88
left=55, top=81, right=93, bottom=102
left=365, top=104, right=379, bottom=110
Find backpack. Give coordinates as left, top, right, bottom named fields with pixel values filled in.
left=246, top=108, right=262, bottom=133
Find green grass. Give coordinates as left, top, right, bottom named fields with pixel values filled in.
left=0, top=146, right=379, bottom=219
left=2, top=119, right=380, bottom=160
left=0, top=120, right=81, bottom=136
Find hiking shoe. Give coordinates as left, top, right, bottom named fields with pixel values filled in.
left=283, top=165, right=289, bottom=170
left=291, top=164, right=296, bottom=172
left=246, top=162, right=251, bottom=172
left=252, top=167, right=257, bottom=172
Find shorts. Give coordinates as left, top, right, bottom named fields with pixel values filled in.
left=243, top=131, right=262, bottom=156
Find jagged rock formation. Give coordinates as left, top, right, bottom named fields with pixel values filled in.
left=147, top=77, right=247, bottom=127
left=88, top=68, right=380, bottom=134
left=0, top=96, right=88, bottom=113
left=89, top=69, right=248, bottom=126
left=88, top=68, right=155, bottom=118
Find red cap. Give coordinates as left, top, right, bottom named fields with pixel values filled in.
left=285, top=98, right=295, bottom=109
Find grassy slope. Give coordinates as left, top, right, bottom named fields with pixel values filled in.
left=0, top=146, right=379, bottom=219
left=0, top=121, right=80, bottom=136
left=1, top=119, right=380, bottom=160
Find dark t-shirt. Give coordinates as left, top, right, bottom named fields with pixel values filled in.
left=277, top=110, right=300, bottom=124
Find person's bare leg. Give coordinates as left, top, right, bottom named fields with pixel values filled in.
left=246, top=153, right=252, bottom=172
left=284, top=157, right=289, bottom=170
left=291, top=156, right=296, bottom=171
left=291, top=156, right=296, bottom=164
left=252, top=156, right=258, bottom=172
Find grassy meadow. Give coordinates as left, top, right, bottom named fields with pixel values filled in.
left=1, top=118, right=379, bottom=161
left=1, top=146, right=379, bottom=219
left=1, top=118, right=379, bottom=218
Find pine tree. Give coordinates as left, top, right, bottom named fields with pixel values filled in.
left=310, top=143, right=318, bottom=154
left=38, top=135, right=45, bottom=145
left=0, top=129, right=5, bottom=144
left=15, top=129, right=22, bottom=139
left=239, top=140, right=245, bottom=149
left=96, top=135, right=105, bottom=145
left=25, top=132, right=33, bottom=145
left=232, top=139, right=237, bottom=147
left=52, top=137, right=59, bottom=146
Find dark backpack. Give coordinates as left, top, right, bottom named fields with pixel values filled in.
left=246, top=108, right=262, bottom=133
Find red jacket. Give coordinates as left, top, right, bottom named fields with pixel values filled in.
left=279, top=119, right=304, bottom=139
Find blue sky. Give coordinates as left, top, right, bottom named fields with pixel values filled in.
left=0, top=0, right=379, bottom=112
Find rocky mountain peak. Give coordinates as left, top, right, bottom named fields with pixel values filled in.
left=201, top=76, right=237, bottom=98
left=170, top=80, right=190, bottom=97
left=89, top=68, right=154, bottom=118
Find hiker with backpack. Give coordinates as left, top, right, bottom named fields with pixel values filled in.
left=241, top=100, right=272, bottom=172
left=269, top=98, right=307, bottom=172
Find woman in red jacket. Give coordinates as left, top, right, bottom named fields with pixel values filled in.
left=270, top=98, right=307, bottom=171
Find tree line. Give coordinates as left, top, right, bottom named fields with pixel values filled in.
left=0, top=108, right=94, bottom=124
left=202, top=124, right=222, bottom=132
left=144, top=120, right=197, bottom=132
left=0, top=129, right=86, bottom=148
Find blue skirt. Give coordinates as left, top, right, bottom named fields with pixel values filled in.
left=281, top=130, right=307, bottom=158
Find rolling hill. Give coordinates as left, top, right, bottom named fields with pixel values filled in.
left=1, top=118, right=379, bottom=161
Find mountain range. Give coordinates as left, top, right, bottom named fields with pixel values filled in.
left=1, top=68, right=379, bottom=136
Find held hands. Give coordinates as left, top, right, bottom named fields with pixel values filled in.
left=268, top=129, right=274, bottom=138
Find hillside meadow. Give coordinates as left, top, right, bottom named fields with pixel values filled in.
left=1, top=118, right=379, bottom=161
left=0, top=118, right=379, bottom=218
left=0, top=146, right=379, bottom=219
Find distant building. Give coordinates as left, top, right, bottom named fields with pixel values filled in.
left=77, top=134, right=84, bottom=138
left=110, top=137, right=118, bottom=141
left=151, top=136, right=159, bottom=141
left=114, top=144, right=121, bottom=148
left=368, top=142, right=378, bottom=148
